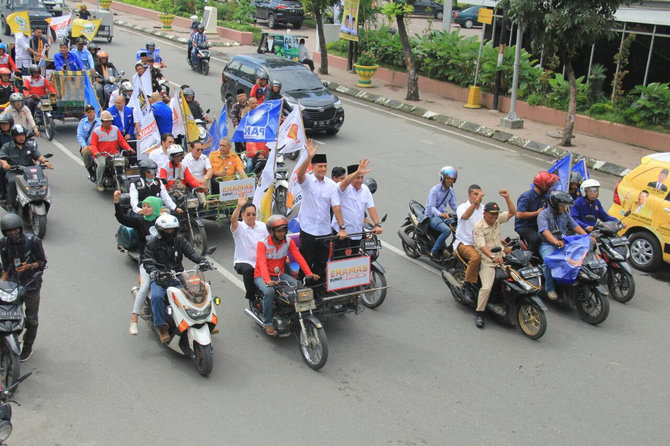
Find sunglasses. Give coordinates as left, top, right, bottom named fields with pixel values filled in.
left=244, top=212, right=257, bottom=216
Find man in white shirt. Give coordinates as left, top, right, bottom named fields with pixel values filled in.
left=331, top=162, right=383, bottom=258
left=183, top=140, right=212, bottom=191
left=230, top=195, right=267, bottom=300
left=296, top=139, right=346, bottom=282
left=298, top=38, right=314, bottom=72
left=453, top=184, right=485, bottom=303
left=14, top=33, right=32, bottom=74
left=149, top=133, right=174, bottom=170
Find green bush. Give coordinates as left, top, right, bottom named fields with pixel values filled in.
left=479, top=43, right=540, bottom=97
left=623, top=82, right=670, bottom=127
left=544, top=73, right=592, bottom=112
left=413, top=30, right=479, bottom=86
left=359, top=28, right=406, bottom=68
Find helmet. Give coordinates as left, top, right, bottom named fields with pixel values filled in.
left=547, top=190, right=574, bottom=212
left=266, top=214, right=289, bottom=234
left=569, top=171, right=583, bottom=185
left=532, top=171, right=560, bottom=194
left=120, top=81, right=133, bottom=92
left=580, top=178, right=601, bottom=198
left=146, top=41, right=156, bottom=50
left=0, top=114, right=13, bottom=126
left=0, top=67, right=10, bottom=76
left=272, top=79, right=281, bottom=88
left=9, top=92, right=24, bottom=103
left=0, top=43, right=5, bottom=52
left=155, top=214, right=180, bottom=239
left=10, top=124, right=27, bottom=137
left=97, top=51, right=108, bottom=59
left=167, top=144, right=185, bottom=160
left=197, top=23, right=205, bottom=31
left=29, top=64, right=40, bottom=74
left=183, top=88, right=195, bottom=98
left=439, top=166, right=457, bottom=183
left=100, top=110, right=114, bottom=121
left=0, top=213, right=23, bottom=237
left=364, top=177, right=377, bottom=195
left=190, top=15, right=198, bottom=21
left=139, top=159, right=158, bottom=178
left=256, top=70, right=268, bottom=80
left=88, top=42, right=99, bottom=51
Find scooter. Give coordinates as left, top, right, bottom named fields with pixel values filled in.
left=133, top=257, right=219, bottom=377
left=397, top=199, right=458, bottom=268
left=0, top=372, right=32, bottom=444
left=188, top=43, right=210, bottom=75
left=589, top=218, right=635, bottom=303
left=442, top=241, right=548, bottom=340
left=171, top=187, right=209, bottom=257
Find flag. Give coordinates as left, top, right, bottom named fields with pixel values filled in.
left=288, top=147, right=309, bottom=213
left=72, top=18, right=101, bottom=41
left=231, top=99, right=283, bottom=143
left=83, top=73, right=100, bottom=115
left=7, top=11, right=30, bottom=35
left=571, top=158, right=589, bottom=182
left=178, top=90, right=200, bottom=143
left=128, top=70, right=161, bottom=159
left=543, top=234, right=591, bottom=284
left=169, top=91, right=186, bottom=137
left=206, top=104, right=227, bottom=156
left=278, top=106, right=306, bottom=154
left=259, top=184, right=274, bottom=222
left=253, top=143, right=278, bottom=220
left=46, top=14, right=71, bottom=43
left=548, top=154, right=572, bottom=192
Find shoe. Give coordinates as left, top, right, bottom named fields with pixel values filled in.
left=475, top=312, right=485, bottom=329
left=158, top=325, right=170, bottom=343
left=462, top=283, right=476, bottom=305
left=430, top=251, right=441, bottom=261
left=264, top=325, right=277, bottom=336
left=211, top=326, right=220, bottom=335
left=20, top=345, right=33, bottom=362
left=129, top=321, right=138, bottom=335
left=97, top=185, right=105, bottom=192
left=547, top=291, right=559, bottom=301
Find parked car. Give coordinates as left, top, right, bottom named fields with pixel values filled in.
left=42, top=0, right=64, bottom=16
left=607, top=152, right=670, bottom=271
left=0, top=0, right=51, bottom=36
left=452, top=5, right=484, bottom=29
left=252, top=0, right=304, bottom=29
left=412, top=0, right=445, bottom=19
left=221, top=54, right=344, bottom=135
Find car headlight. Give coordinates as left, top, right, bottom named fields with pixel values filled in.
left=333, top=99, right=342, bottom=109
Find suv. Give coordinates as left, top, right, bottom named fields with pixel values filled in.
left=42, top=0, right=64, bottom=16
left=0, top=0, right=51, bottom=36
left=221, top=54, right=344, bottom=135
left=253, top=0, right=304, bottom=29
left=608, top=152, right=670, bottom=271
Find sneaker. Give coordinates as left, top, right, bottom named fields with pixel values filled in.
left=129, top=321, right=138, bottom=335
left=211, top=326, right=220, bottom=335
left=97, top=185, right=105, bottom=192
left=20, top=345, right=33, bottom=362
left=264, top=325, right=277, bottom=336
left=158, top=325, right=170, bottom=343
left=547, top=291, right=559, bottom=301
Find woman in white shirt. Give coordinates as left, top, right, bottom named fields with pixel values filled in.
left=231, top=195, right=267, bottom=300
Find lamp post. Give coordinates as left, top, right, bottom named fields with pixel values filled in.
left=500, top=25, right=524, bottom=129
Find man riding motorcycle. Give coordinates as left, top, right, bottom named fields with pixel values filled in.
left=129, top=159, right=179, bottom=215
left=183, top=88, right=211, bottom=123
left=515, top=171, right=559, bottom=255
left=108, top=81, right=133, bottom=108
left=2, top=93, right=39, bottom=138
left=0, top=114, right=12, bottom=147
left=571, top=179, right=620, bottom=233
left=0, top=44, right=16, bottom=73
left=0, top=68, right=16, bottom=109
left=158, top=144, right=200, bottom=192
left=89, top=110, right=135, bottom=191
left=143, top=214, right=208, bottom=343
left=138, top=42, right=166, bottom=68
left=190, top=24, right=208, bottom=67
left=0, top=125, right=52, bottom=211
left=426, top=166, right=458, bottom=260
left=23, top=64, right=56, bottom=118
left=77, top=104, right=102, bottom=181
left=95, top=51, right=121, bottom=106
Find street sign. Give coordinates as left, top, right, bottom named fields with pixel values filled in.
left=478, top=8, right=493, bottom=25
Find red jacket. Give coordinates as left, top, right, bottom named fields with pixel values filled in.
left=0, top=53, right=15, bottom=72
left=23, top=75, right=55, bottom=97
left=254, top=236, right=312, bottom=283
left=246, top=142, right=269, bottom=158
left=89, top=125, right=132, bottom=156
left=249, top=84, right=267, bottom=104
left=159, top=160, right=200, bottom=189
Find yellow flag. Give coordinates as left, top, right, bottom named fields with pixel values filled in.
left=260, top=184, right=274, bottom=222
left=71, top=18, right=101, bottom=41
left=179, top=90, right=200, bottom=143
left=7, top=11, right=30, bottom=36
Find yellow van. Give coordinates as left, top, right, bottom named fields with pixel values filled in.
left=608, top=153, right=670, bottom=271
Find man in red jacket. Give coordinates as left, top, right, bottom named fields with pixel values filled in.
left=23, top=64, right=56, bottom=117
left=90, top=110, right=134, bottom=191
left=158, top=144, right=201, bottom=192
left=254, top=214, right=319, bottom=336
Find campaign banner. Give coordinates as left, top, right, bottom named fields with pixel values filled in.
left=47, top=14, right=71, bottom=42
left=339, top=0, right=360, bottom=42
left=230, top=99, right=282, bottom=143
left=219, top=177, right=255, bottom=202
left=326, top=255, right=371, bottom=292
left=128, top=71, right=160, bottom=159
left=7, top=11, right=30, bottom=36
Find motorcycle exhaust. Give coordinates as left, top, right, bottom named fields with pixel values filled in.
left=441, top=270, right=466, bottom=304
left=397, top=228, right=418, bottom=251
left=244, top=308, right=265, bottom=328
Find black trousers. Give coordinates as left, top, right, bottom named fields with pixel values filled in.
left=299, top=230, right=329, bottom=281
left=332, top=235, right=361, bottom=260
left=22, top=287, right=41, bottom=348
left=234, top=263, right=256, bottom=300
left=302, top=58, right=315, bottom=72
left=517, top=226, right=541, bottom=256
left=234, top=142, right=245, bottom=154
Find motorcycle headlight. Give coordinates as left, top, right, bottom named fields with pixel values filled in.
left=0, top=288, right=18, bottom=303
left=0, top=420, right=12, bottom=442
left=186, top=197, right=199, bottom=209
left=185, top=303, right=212, bottom=320
left=198, top=127, right=207, bottom=139
left=333, top=100, right=342, bottom=109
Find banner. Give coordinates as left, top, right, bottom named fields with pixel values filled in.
left=180, top=90, right=200, bottom=143
left=72, top=18, right=101, bottom=41
left=543, top=234, right=591, bottom=285
left=83, top=74, right=100, bottom=115
left=231, top=99, right=282, bottom=143
left=47, top=14, right=72, bottom=42
left=339, top=0, right=360, bottom=41
left=253, top=143, right=278, bottom=221
left=219, top=177, right=255, bottom=202
left=207, top=104, right=227, bottom=156
left=288, top=147, right=309, bottom=210
left=548, top=154, right=572, bottom=192
left=571, top=158, right=589, bottom=182
left=278, top=106, right=306, bottom=154
left=326, top=255, right=371, bottom=291
left=128, top=71, right=161, bottom=159
left=169, top=91, right=186, bottom=137
left=7, top=11, right=30, bottom=36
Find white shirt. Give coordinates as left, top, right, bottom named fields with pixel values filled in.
left=299, top=44, right=310, bottom=61
left=454, top=201, right=484, bottom=251
left=232, top=220, right=267, bottom=267
left=14, top=33, right=31, bottom=66
left=183, top=152, right=212, bottom=180
left=128, top=179, right=177, bottom=213
left=331, top=184, right=374, bottom=240
left=298, top=173, right=340, bottom=236
left=150, top=148, right=170, bottom=171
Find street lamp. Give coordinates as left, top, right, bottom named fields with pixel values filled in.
left=501, top=25, right=524, bottom=129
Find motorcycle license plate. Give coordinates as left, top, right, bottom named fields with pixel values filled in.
left=295, top=300, right=315, bottom=312
left=0, top=311, right=22, bottom=320
left=610, top=237, right=629, bottom=247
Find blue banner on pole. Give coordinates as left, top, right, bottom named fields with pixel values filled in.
left=548, top=154, right=572, bottom=192
left=83, top=74, right=100, bottom=116
left=206, top=104, right=227, bottom=156
left=544, top=234, right=591, bottom=284
left=230, top=99, right=282, bottom=143
left=571, top=158, right=589, bottom=181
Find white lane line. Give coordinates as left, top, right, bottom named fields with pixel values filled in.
left=122, top=28, right=229, bottom=64
left=380, top=240, right=441, bottom=276
left=51, top=138, right=84, bottom=166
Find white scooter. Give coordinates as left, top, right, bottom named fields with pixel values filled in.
left=132, top=258, right=220, bottom=377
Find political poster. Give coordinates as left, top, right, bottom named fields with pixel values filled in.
left=339, top=0, right=360, bottom=42
left=128, top=71, right=160, bottom=159
left=326, top=255, right=371, bottom=291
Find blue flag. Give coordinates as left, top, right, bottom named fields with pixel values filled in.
left=571, top=158, right=589, bottom=182
left=548, top=154, right=572, bottom=192
left=84, top=73, right=100, bottom=116
left=206, top=104, right=227, bottom=156
left=544, top=234, right=591, bottom=284
left=231, top=99, right=282, bottom=143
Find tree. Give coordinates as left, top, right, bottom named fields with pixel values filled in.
left=502, top=0, right=623, bottom=146
left=303, top=0, right=335, bottom=75
left=381, top=0, right=419, bottom=101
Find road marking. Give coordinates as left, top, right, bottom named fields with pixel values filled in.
left=207, top=256, right=245, bottom=290
left=380, top=240, right=441, bottom=276
left=51, top=138, right=84, bottom=166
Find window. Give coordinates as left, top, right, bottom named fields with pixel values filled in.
left=238, top=62, right=259, bottom=84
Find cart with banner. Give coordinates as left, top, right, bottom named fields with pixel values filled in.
left=201, top=175, right=257, bottom=225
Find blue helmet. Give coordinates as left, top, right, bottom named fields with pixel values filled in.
left=0, top=43, right=5, bottom=52
left=439, top=166, right=458, bottom=183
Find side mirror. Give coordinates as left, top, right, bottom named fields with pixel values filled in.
left=205, top=109, right=211, bottom=114
left=43, top=153, right=53, bottom=158
left=491, top=247, right=503, bottom=253
left=206, top=246, right=217, bottom=255
left=585, top=215, right=596, bottom=222
left=381, top=214, right=387, bottom=223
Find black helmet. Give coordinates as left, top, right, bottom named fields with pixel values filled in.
left=266, top=214, right=288, bottom=234
left=0, top=213, right=23, bottom=237
left=0, top=114, right=13, bottom=126
left=10, top=124, right=27, bottom=137
left=364, top=177, right=377, bottom=194
left=139, top=159, right=158, bottom=178
left=197, top=23, right=205, bottom=31
left=29, top=64, right=40, bottom=74
left=146, top=41, right=156, bottom=50
left=256, top=70, right=268, bottom=80
left=183, top=88, right=195, bottom=98
left=547, top=190, right=574, bottom=212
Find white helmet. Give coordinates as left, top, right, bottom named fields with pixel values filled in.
left=580, top=178, right=600, bottom=197
left=167, top=144, right=185, bottom=160
left=155, top=214, right=179, bottom=238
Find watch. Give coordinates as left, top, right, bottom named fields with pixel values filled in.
left=339, top=225, right=346, bottom=229
left=374, top=223, right=381, bottom=228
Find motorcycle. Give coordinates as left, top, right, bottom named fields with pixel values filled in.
left=245, top=273, right=328, bottom=370
left=96, top=69, right=126, bottom=108
left=1, top=154, right=53, bottom=238
left=397, top=199, right=458, bottom=268
left=0, top=372, right=32, bottom=443
left=188, top=43, right=211, bottom=75
left=589, top=218, right=635, bottom=303
left=133, top=259, right=219, bottom=377
left=32, top=96, right=55, bottom=141
left=360, top=217, right=388, bottom=309
left=94, top=150, right=138, bottom=192
left=171, top=186, right=208, bottom=257
left=441, top=241, right=548, bottom=340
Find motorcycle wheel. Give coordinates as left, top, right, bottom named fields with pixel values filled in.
left=517, top=302, right=547, bottom=340
left=400, top=226, right=421, bottom=259
left=298, top=319, right=328, bottom=370
left=44, top=114, right=55, bottom=141
left=0, top=337, right=19, bottom=396
left=32, top=213, right=47, bottom=239
left=273, top=187, right=287, bottom=215
left=201, top=60, right=210, bottom=76
left=188, top=223, right=208, bottom=257
left=193, top=342, right=213, bottom=377
left=607, top=268, right=635, bottom=303
left=575, top=286, right=610, bottom=325
left=451, top=264, right=466, bottom=286
left=362, top=267, right=387, bottom=309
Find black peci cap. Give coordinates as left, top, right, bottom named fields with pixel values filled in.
left=484, top=202, right=500, bottom=213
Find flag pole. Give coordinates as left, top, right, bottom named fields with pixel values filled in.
left=272, top=99, right=284, bottom=178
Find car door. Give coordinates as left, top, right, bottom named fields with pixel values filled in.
left=253, top=0, right=268, bottom=20
left=413, top=0, right=426, bottom=15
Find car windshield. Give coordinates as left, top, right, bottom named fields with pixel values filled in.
left=17, top=0, right=45, bottom=8
left=271, top=68, right=323, bottom=92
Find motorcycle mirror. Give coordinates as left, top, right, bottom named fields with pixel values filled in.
left=491, top=247, right=503, bottom=253
left=206, top=246, right=217, bottom=255
left=119, top=70, right=125, bottom=76
left=43, top=153, right=53, bottom=158
left=274, top=267, right=280, bottom=274
left=206, top=109, right=210, bottom=114
left=381, top=214, right=387, bottom=223
left=585, top=215, right=596, bottom=222
left=214, top=296, right=221, bottom=305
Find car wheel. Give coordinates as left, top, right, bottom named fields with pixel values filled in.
left=435, top=10, right=444, bottom=20
left=628, top=231, right=663, bottom=272
left=464, top=19, right=474, bottom=29
left=268, top=13, right=277, bottom=28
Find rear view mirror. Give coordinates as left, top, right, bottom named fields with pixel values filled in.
left=43, top=153, right=53, bottom=158
left=491, top=247, right=502, bottom=253
left=381, top=214, right=387, bottom=223
left=206, top=246, right=217, bottom=255
left=585, top=215, right=596, bottom=222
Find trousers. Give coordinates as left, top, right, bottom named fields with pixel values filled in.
left=476, top=264, right=496, bottom=312
left=429, top=216, right=451, bottom=254
left=254, top=274, right=296, bottom=325
left=456, top=244, right=481, bottom=284
left=234, top=262, right=256, bottom=300
left=22, top=287, right=41, bottom=348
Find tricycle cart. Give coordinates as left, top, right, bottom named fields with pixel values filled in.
left=90, top=9, right=114, bottom=43
left=257, top=32, right=308, bottom=62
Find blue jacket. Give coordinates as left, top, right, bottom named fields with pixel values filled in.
left=76, top=117, right=101, bottom=147
left=108, top=105, right=135, bottom=138
left=151, top=101, right=172, bottom=135
left=54, top=52, right=84, bottom=71
left=571, top=197, right=618, bottom=230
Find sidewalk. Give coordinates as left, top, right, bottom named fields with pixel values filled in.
left=77, top=1, right=662, bottom=177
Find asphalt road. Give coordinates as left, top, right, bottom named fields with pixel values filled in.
left=8, top=27, right=670, bottom=445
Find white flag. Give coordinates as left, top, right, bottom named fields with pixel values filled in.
left=278, top=106, right=306, bottom=154
left=128, top=70, right=160, bottom=159
left=47, top=13, right=71, bottom=43
left=252, top=143, right=278, bottom=212
left=288, top=147, right=309, bottom=210
left=169, top=90, right=185, bottom=137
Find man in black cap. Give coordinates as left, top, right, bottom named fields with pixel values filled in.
left=472, top=190, right=515, bottom=329
left=296, top=139, right=347, bottom=283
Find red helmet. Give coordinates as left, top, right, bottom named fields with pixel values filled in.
left=266, top=214, right=288, bottom=234
left=532, top=171, right=559, bottom=194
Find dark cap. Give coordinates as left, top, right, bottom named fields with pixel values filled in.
left=484, top=202, right=500, bottom=213
left=312, top=153, right=327, bottom=164
left=347, top=164, right=358, bottom=175
left=84, top=104, right=95, bottom=111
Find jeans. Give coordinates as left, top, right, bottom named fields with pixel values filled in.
left=539, top=243, right=557, bottom=292
left=254, top=274, right=296, bottom=325
left=132, top=264, right=151, bottom=315
left=429, top=216, right=451, bottom=254
left=150, top=279, right=180, bottom=327
left=95, top=156, right=108, bottom=186
left=245, top=157, right=254, bottom=173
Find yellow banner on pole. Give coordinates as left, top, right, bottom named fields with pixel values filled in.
left=478, top=8, right=493, bottom=25
left=72, top=18, right=102, bottom=41
left=7, top=11, right=31, bottom=36
left=339, top=0, right=360, bottom=42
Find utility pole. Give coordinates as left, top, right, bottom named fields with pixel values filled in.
left=442, top=0, right=453, bottom=33
left=501, top=26, right=524, bottom=129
